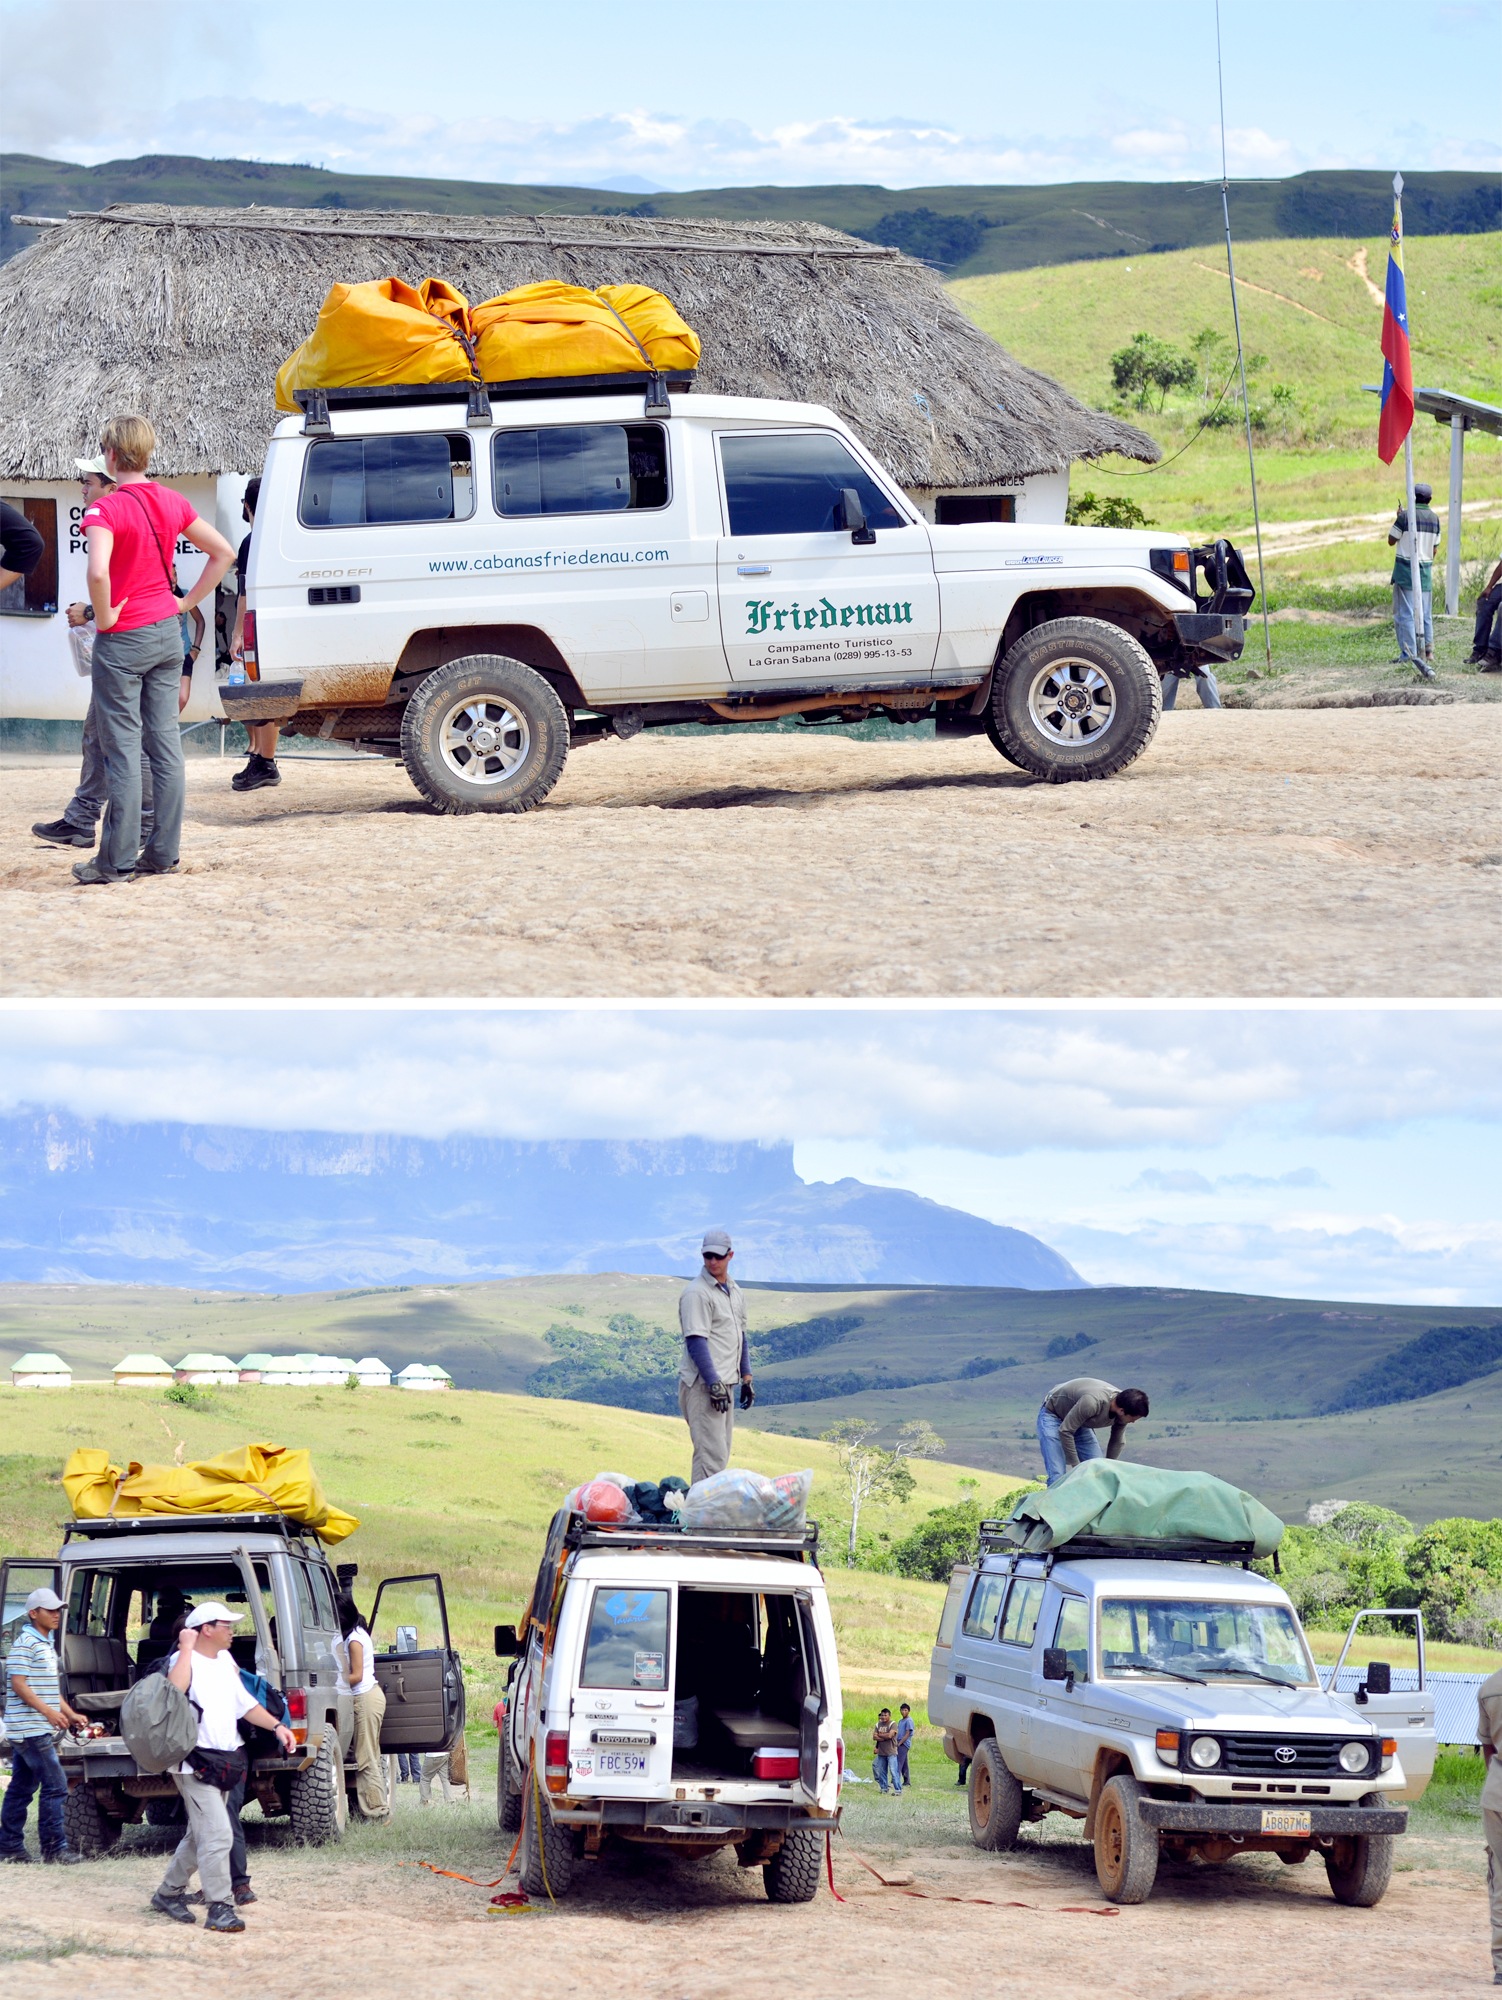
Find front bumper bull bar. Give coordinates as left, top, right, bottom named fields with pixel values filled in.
left=1172, top=610, right=1247, bottom=662
left=1137, top=1800, right=1408, bottom=1838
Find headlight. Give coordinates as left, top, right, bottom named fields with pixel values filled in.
left=1187, top=1736, right=1222, bottom=1769
left=1338, top=1741, right=1371, bottom=1774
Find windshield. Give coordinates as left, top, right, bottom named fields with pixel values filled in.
left=1100, top=1598, right=1314, bottom=1686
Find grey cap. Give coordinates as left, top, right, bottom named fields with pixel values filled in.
left=1413, top=482, right=1432, bottom=503
left=25, top=1586, right=64, bottom=1612
left=701, top=1228, right=733, bottom=1255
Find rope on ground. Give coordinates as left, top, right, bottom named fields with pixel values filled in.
left=829, top=1837, right=1119, bottom=1917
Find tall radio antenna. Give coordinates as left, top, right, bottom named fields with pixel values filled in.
left=1215, top=0, right=1274, bottom=674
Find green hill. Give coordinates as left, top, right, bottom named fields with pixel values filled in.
left=3, top=154, right=1495, bottom=273
left=5, top=1275, right=1500, bottom=1524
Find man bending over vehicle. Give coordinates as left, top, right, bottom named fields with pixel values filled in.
left=1037, top=1376, right=1149, bottom=1487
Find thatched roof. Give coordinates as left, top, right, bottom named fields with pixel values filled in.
left=0, top=203, right=1157, bottom=484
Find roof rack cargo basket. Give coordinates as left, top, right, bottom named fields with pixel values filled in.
left=976, top=1521, right=1263, bottom=1566
left=62, top=1512, right=309, bottom=1542
left=292, top=370, right=695, bottom=414
left=562, top=1513, right=820, bottom=1562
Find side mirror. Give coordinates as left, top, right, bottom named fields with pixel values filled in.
left=1042, top=1647, right=1073, bottom=1685
left=1364, top=1661, right=1392, bottom=1695
left=494, top=1623, right=520, bottom=1657
left=837, top=485, right=877, bottom=546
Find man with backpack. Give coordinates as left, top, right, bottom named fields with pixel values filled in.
left=73, top=414, right=234, bottom=885
left=149, top=1602, right=294, bottom=1934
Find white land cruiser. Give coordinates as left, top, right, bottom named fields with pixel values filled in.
left=494, top=1507, right=843, bottom=1902
left=232, top=373, right=1252, bottom=811
left=928, top=1526, right=1433, bottom=1906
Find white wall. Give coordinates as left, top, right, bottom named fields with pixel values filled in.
left=0, top=472, right=249, bottom=722
left=906, top=470, right=1071, bottom=527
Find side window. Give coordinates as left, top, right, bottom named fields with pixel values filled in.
left=299, top=433, right=473, bottom=527
left=580, top=1587, right=670, bottom=1689
left=719, top=431, right=907, bottom=538
left=936, top=1568, right=971, bottom=1648
left=292, top=1561, right=318, bottom=1635
left=308, top=1564, right=338, bottom=1631
left=961, top=1574, right=1008, bottom=1642
left=999, top=1578, right=1045, bottom=1648
left=491, top=422, right=668, bottom=517
left=0, top=496, right=60, bottom=615
left=1054, top=1597, right=1090, bottom=1680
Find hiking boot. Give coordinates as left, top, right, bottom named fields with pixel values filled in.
left=1415, top=661, right=1436, bottom=681
left=32, top=818, right=94, bottom=848
left=232, top=754, right=281, bottom=793
left=133, top=858, right=181, bottom=876
left=204, top=1901, right=246, bottom=1933
left=42, top=1848, right=81, bottom=1865
left=233, top=1882, right=257, bottom=1905
left=71, top=858, right=133, bottom=885
left=0, top=1850, right=32, bottom=1863
left=1482, top=656, right=1502, bottom=674
left=149, top=1888, right=196, bottom=1924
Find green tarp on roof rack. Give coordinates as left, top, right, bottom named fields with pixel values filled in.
left=1002, top=1461, right=1284, bottom=1559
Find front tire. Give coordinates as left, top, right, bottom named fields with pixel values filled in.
left=991, top=617, right=1161, bottom=782
left=1324, top=1804, right=1394, bottom=1908
left=400, top=655, right=570, bottom=815
left=1092, top=1773, right=1159, bottom=1904
left=288, top=1738, right=349, bottom=1846
left=967, top=1739, right=1024, bottom=1851
left=62, top=1784, right=123, bottom=1856
left=518, top=1778, right=577, bottom=1897
left=763, top=1824, right=823, bottom=1903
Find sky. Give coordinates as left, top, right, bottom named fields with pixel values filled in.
left=1, top=1004, right=1498, bottom=1307
left=2, top=0, right=1498, bottom=188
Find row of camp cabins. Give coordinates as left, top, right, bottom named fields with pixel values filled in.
left=8, top=1351, right=453, bottom=1390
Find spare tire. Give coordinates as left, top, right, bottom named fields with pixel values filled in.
left=990, top=616, right=1161, bottom=782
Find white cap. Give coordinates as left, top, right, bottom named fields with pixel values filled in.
left=701, top=1228, right=732, bottom=1255
left=185, top=1601, right=243, bottom=1629
left=25, top=1586, right=64, bottom=1612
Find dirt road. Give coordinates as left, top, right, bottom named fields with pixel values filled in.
left=0, top=1817, right=1486, bottom=2000
left=3, top=708, right=1499, bottom=997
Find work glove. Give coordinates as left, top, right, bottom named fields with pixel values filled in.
left=739, top=1380, right=756, bottom=1410
left=709, top=1381, right=733, bottom=1414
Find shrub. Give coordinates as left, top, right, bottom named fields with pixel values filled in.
left=888, top=1488, right=1038, bottom=1581
left=1045, top=1332, right=1097, bottom=1359
left=1109, top=331, right=1197, bottom=411
left=1065, top=490, right=1153, bottom=530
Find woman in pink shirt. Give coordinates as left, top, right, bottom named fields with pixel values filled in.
left=73, top=414, right=233, bottom=885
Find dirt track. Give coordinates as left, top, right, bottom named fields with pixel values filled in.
left=2, top=708, right=1499, bottom=997
left=0, top=1819, right=1487, bottom=2000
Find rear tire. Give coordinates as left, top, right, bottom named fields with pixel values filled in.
left=288, top=1738, right=348, bottom=1846
left=991, top=617, right=1161, bottom=782
left=519, top=1778, right=577, bottom=1897
left=400, top=655, right=570, bottom=815
left=498, top=1724, right=523, bottom=1833
left=1092, top=1772, right=1159, bottom=1904
left=763, top=1824, right=823, bottom=1903
left=144, top=1795, right=186, bottom=1827
left=62, top=1784, right=122, bottom=1856
left=967, top=1739, right=1024, bottom=1851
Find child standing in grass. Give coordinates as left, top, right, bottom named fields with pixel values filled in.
left=895, top=1702, right=915, bottom=1789
left=873, top=1708, right=901, bottom=1794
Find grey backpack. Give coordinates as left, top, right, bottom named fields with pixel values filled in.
left=120, top=1674, right=198, bottom=1775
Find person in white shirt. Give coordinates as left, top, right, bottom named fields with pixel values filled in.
left=149, top=1602, right=294, bottom=1933
left=336, top=1594, right=389, bottom=1821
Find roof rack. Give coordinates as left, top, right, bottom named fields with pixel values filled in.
left=292, top=371, right=695, bottom=435
left=562, top=1514, right=820, bottom=1564
left=976, top=1521, right=1266, bottom=1571
left=62, top=1513, right=315, bottom=1544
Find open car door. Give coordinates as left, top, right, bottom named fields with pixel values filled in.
left=2, top=1558, right=63, bottom=1688
left=369, top=1573, right=465, bottom=1753
left=1322, top=1607, right=1436, bottom=1802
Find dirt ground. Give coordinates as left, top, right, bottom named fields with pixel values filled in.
left=2, top=707, right=1500, bottom=997
left=0, top=1810, right=1489, bottom=2000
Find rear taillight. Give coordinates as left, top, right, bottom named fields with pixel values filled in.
left=836, top=1738, right=844, bottom=1786
left=285, top=1686, right=307, bottom=1739
left=242, top=609, right=258, bottom=677
left=544, top=1729, right=570, bottom=1794
left=752, top=1747, right=800, bottom=1781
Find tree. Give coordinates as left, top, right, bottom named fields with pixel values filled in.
left=1109, top=331, right=1197, bottom=411
left=1065, top=490, right=1153, bottom=530
left=890, top=1486, right=1039, bottom=1581
left=1405, top=1516, right=1502, bottom=1640
left=1189, top=326, right=1233, bottom=400
left=820, top=1419, right=939, bottom=1567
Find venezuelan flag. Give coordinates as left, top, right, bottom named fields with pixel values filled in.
left=1377, top=187, right=1414, bottom=465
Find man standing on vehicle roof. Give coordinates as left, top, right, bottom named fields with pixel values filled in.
left=1036, top=1376, right=1150, bottom=1487
left=678, top=1229, right=754, bottom=1485
left=1, top=1587, right=86, bottom=1866
left=1479, top=1661, right=1502, bottom=1984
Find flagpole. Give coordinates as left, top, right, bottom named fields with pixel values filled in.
left=1395, top=172, right=1423, bottom=671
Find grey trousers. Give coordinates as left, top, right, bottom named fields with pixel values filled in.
left=63, top=697, right=155, bottom=838
left=680, top=1376, right=734, bottom=1486
left=161, top=1771, right=234, bottom=1905
left=91, top=616, right=184, bottom=878
left=1162, top=668, right=1222, bottom=710
left=1487, top=1807, right=1502, bottom=1978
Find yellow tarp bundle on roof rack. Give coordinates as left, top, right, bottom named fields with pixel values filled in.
left=62, top=1442, right=358, bottom=1545
left=274, top=275, right=700, bottom=410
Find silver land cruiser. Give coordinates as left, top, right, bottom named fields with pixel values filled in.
left=495, top=1507, right=843, bottom=1903
left=229, top=373, right=1252, bottom=812
left=928, top=1525, right=1433, bottom=1906
left=1, top=1516, right=464, bottom=1851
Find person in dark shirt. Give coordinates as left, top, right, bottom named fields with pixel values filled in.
left=1469, top=557, right=1502, bottom=672
left=230, top=477, right=281, bottom=792
left=0, top=499, right=44, bottom=593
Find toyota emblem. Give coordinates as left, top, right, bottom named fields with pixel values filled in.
left=1274, top=1745, right=1297, bottom=1764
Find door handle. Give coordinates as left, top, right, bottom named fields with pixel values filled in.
left=736, top=564, right=771, bottom=575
